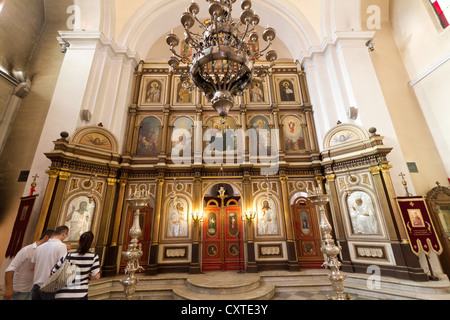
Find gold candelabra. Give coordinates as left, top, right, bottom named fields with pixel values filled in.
left=121, top=189, right=150, bottom=300
left=308, top=187, right=349, bottom=300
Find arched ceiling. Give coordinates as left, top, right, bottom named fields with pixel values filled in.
left=115, top=0, right=323, bottom=61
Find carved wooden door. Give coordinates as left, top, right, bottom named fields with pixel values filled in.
left=202, top=199, right=243, bottom=271
left=292, top=197, right=324, bottom=268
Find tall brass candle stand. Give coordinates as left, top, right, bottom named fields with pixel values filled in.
left=308, top=190, right=349, bottom=300
left=121, top=190, right=150, bottom=300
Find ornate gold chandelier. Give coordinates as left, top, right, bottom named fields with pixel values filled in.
left=166, top=0, right=277, bottom=122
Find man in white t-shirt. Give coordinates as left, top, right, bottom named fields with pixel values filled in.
left=3, top=230, right=54, bottom=300
left=30, top=226, right=70, bottom=300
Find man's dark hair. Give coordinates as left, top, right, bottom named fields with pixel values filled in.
left=77, top=231, right=94, bottom=255
left=54, top=225, right=69, bottom=235
left=39, top=229, right=54, bottom=240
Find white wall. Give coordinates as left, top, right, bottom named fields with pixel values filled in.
left=391, top=0, right=450, bottom=177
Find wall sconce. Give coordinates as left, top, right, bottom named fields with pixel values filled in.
left=57, top=36, right=70, bottom=53
left=245, top=210, right=256, bottom=222
left=191, top=211, right=203, bottom=224
left=366, top=38, right=377, bottom=52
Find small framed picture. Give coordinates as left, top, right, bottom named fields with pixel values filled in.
left=273, top=75, right=302, bottom=105
left=245, top=78, right=270, bottom=106
left=140, top=76, right=168, bottom=106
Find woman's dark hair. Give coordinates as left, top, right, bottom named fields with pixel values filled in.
left=77, top=231, right=94, bottom=255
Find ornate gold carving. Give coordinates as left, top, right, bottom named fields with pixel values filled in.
left=46, top=170, right=60, bottom=179
left=368, top=167, right=381, bottom=175
left=58, top=171, right=71, bottom=181
left=107, top=178, right=117, bottom=186
left=315, top=176, right=325, bottom=183
left=118, top=179, right=128, bottom=187
left=279, top=176, right=288, bottom=183
left=379, top=165, right=393, bottom=173
left=325, top=174, right=336, bottom=182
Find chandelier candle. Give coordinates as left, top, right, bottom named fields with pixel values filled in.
left=166, top=0, right=278, bottom=123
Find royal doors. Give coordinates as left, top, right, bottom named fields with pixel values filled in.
left=202, top=199, right=244, bottom=271
left=292, top=197, right=324, bottom=268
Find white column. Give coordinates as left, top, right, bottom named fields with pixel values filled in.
left=302, top=31, right=415, bottom=196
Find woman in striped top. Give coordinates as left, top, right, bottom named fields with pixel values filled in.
left=51, top=231, right=100, bottom=300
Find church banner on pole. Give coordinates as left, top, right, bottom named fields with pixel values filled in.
left=396, top=196, right=443, bottom=256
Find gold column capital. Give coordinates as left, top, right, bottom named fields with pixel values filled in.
left=58, top=171, right=71, bottom=181
left=156, top=178, right=165, bottom=185
left=118, top=179, right=128, bottom=187
left=193, top=177, right=202, bottom=184
left=279, top=176, right=288, bottom=183
left=379, top=164, right=393, bottom=173
left=315, top=176, right=325, bottom=183
left=369, top=166, right=381, bottom=175
left=325, top=174, right=336, bottom=181
left=45, top=170, right=60, bottom=179
left=107, top=178, right=118, bottom=186
left=243, top=176, right=251, bottom=184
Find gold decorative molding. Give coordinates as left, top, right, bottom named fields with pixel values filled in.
left=325, top=174, right=336, bottom=181
left=118, top=179, right=128, bottom=187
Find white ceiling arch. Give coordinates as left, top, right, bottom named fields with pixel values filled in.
left=116, top=0, right=322, bottom=61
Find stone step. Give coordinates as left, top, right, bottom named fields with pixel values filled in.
left=186, top=273, right=262, bottom=295
left=173, top=282, right=275, bottom=301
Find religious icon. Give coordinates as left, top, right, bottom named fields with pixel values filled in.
left=300, top=211, right=311, bottom=235
left=330, top=131, right=357, bottom=146
left=172, top=117, right=193, bottom=157
left=145, top=80, right=162, bottom=103
left=65, top=196, right=95, bottom=242
left=347, top=191, right=379, bottom=235
left=257, top=198, right=279, bottom=236
left=303, top=242, right=316, bottom=256
left=248, top=38, right=259, bottom=60
left=283, top=116, right=305, bottom=152
left=228, top=212, right=239, bottom=237
left=249, top=80, right=264, bottom=103
left=207, top=244, right=218, bottom=257
left=207, top=212, right=217, bottom=237
left=167, top=198, right=188, bottom=237
left=228, top=244, right=239, bottom=257
left=177, top=81, right=192, bottom=103
left=436, top=205, right=450, bottom=235
left=279, top=80, right=295, bottom=102
left=250, top=116, right=271, bottom=154
left=180, top=39, right=192, bottom=59
left=205, top=117, right=238, bottom=152
left=137, top=117, right=160, bottom=157
left=408, top=209, right=425, bottom=228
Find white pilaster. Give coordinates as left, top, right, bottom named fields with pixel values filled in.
left=23, top=31, right=139, bottom=245
left=302, top=31, right=415, bottom=196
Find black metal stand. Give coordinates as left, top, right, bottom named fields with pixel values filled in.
left=237, top=230, right=245, bottom=274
